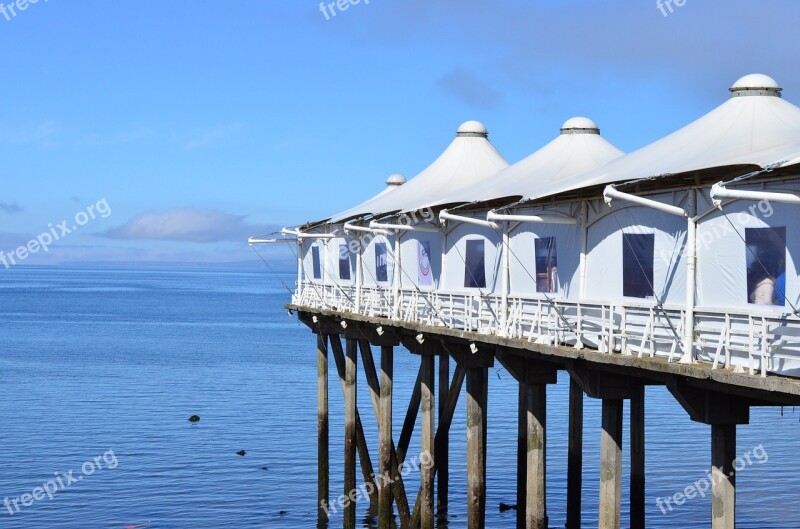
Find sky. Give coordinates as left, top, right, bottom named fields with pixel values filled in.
left=0, top=0, right=798, bottom=266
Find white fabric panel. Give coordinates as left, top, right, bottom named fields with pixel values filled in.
left=696, top=199, right=799, bottom=312
left=330, top=130, right=509, bottom=221
left=443, top=223, right=502, bottom=293
left=585, top=206, right=687, bottom=304
left=507, top=221, right=583, bottom=298
left=301, top=241, right=326, bottom=285
left=522, top=91, right=800, bottom=203
left=359, top=232, right=396, bottom=288
left=435, top=128, right=623, bottom=205
left=325, top=237, right=356, bottom=286
left=400, top=232, right=443, bottom=290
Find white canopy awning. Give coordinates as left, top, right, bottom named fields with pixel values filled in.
left=523, top=74, right=800, bottom=203
left=329, top=121, right=509, bottom=223
left=436, top=117, right=624, bottom=206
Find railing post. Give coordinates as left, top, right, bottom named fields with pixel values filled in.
left=501, top=226, right=510, bottom=336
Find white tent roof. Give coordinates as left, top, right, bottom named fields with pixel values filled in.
left=436, top=117, right=624, bottom=206
left=306, top=174, right=406, bottom=227
left=329, top=121, right=509, bottom=222
left=522, top=74, right=800, bottom=203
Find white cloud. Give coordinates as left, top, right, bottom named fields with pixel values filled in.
left=182, top=124, right=243, bottom=151
left=0, top=121, right=58, bottom=146
left=103, top=208, right=273, bottom=243
left=0, top=202, right=23, bottom=214
left=438, top=68, right=504, bottom=110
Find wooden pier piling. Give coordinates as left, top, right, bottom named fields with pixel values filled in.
left=630, top=386, right=646, bottom=529
left=599, top=399, right=623, bottom=529
left=330, top=337, right=379, bottom=519
left=358, top=339, right=411, bottom=526
left=297, top=311, right=800, bottom=529
left=344, top=338, right=358, bottom=529
left=421, top=355, right=435, bottom=529
left=466, top=366, right=488, bottom=529
left=525, top=381, right=547, bottom=529
left=566, top=377, right=583, bottom=529
left=317, top=334, right=329, bottom=524
left=516, top=382, right=527, bottom=529
left=711, top=424, right=736, bottom=529
left=378, top=345, right=394, bottom=529
left=437, top=354, right=450, bottom=518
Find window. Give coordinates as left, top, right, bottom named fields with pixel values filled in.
left=464, top=240, right=486, bottom=289
left=311, top=246, right=321, bottom=280
left=375, top=242, right=388, bottom=282
left=417, top=240, right=433, bottom=286
left=622, top=233, right=654, bottom=299
left=339, top=244, right=351, bottom=281
left=746, top=227, right=786, bottom=306
left=535, top=237, right=558, bottom=294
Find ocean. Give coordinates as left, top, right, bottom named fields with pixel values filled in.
left=0, top=266, right=798, bottom=528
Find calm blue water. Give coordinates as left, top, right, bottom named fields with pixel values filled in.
left=0, top=266, right=798, bottom=528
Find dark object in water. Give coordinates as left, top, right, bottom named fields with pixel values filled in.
left=188, top=415, right=200, bottom=423
left=277, top=511, right=288, bottom=516
left=237, top=450, right=246, bottom=456
left=499, top=503, right=517, bottom=512
left=260, top=466, right=269, bottom=471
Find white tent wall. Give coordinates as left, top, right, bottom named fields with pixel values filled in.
left=399, top=231, right=443, bottom=290
left=695, top=187, right=800, bottom=311
left=584, top=195, right=689, bottom=306
left=297, top=240, right=333, bottom=309
left=693, top=179, right=800, bottom=375
left=325, top=236, right=357, bottom=287
left=395, top=230, right=444, bottom=323
left=358, top=231, right=396, bottom=289
left=443, top=222, right=503, bottom=293
left=359, top=231, right=397, bottom=318
left=439, top=221, right=503, bottom=332
left=506, top=209, right=583, bottom=298
left=301, top=240, right=326, bottom=285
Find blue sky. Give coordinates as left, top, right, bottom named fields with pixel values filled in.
left=0, top=0, right=798, bottom=265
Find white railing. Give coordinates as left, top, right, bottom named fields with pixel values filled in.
left=295, top=281, right=800, bottom=377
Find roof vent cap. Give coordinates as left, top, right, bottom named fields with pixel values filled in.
left=457, top=120, right=489, bottom=138
left=386, top=173, right=406, bottom=188
left=560, top=116, right=600, bottom=135
left=730, top=74, right=782, bottom=98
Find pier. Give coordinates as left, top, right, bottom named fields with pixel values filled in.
left=253, top=73, right=800, bottom=528
left=293, top=305, right=800, bottom=529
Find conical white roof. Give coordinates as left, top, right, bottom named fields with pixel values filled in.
left=525, top=74, right=800, bottom=202
left=435, top=117, right=624, bottom=205
left=329, top=121, right=509, bottom=222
